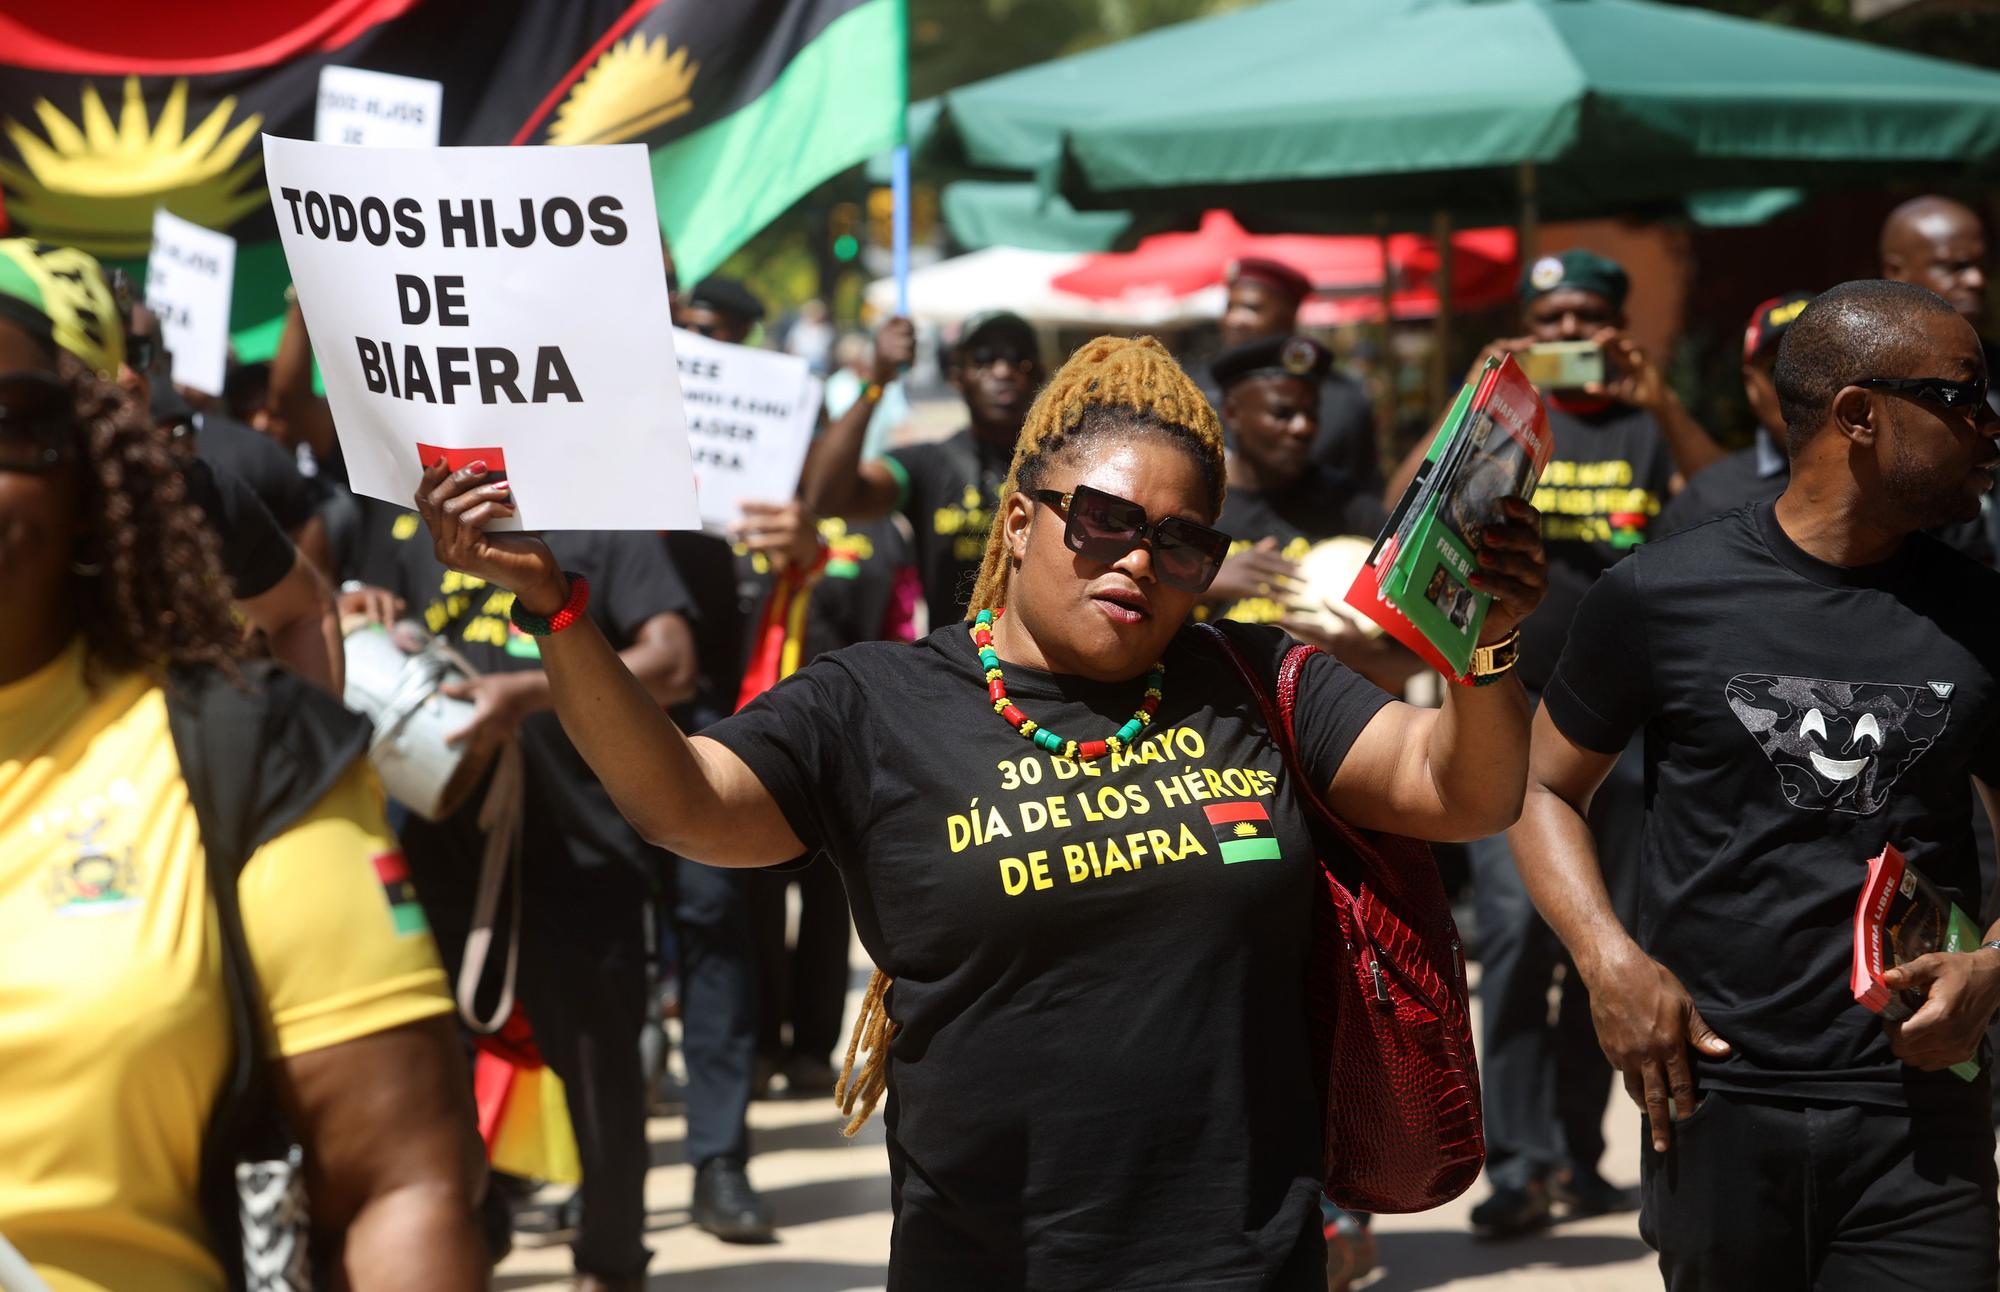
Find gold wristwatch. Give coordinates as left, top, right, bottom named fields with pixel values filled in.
left=1464, top=629, right=1522, bottom=687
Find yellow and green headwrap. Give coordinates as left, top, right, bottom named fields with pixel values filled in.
left=0, top=239, right=124, bottom=378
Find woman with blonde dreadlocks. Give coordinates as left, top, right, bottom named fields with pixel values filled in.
left=417, top=335, right=1548, bottom=1289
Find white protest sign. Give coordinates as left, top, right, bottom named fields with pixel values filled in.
left=316, top=66, right=443, bottom=148
left=673, top=329, right=823, bottom=529
left=145, top=209, right=237, bottom=397
left=261, top=136, right=698, bottom=530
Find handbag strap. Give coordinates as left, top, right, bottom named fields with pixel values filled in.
left=1196, top=624, right=1368, bottom=894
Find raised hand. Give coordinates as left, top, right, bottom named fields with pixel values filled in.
left=1468, top=497, right=1548, bottom=643
left=414, top=459, right=569, bottom=615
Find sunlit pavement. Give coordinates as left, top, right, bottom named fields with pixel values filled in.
left=494, top=954, right=1660, bottom=1291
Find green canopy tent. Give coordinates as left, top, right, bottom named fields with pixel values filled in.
left=918, top=0, right=2000, bottom=233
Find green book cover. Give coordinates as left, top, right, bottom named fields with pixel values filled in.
left=1381, top=357, right=1554, bottom=678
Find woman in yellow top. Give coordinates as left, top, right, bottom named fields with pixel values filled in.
left=417, top=335, right=1550, bottom=1289
left=0, top=252, right=486, bottom=1289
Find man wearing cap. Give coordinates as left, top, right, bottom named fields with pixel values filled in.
left=680, top=275, right=766, bottom=344
left=1437, top=248, right=1722, bottom=1238
left=1202, top=334, right=1414, bottom=695
left=800, top=311, right=1031, bottom=629
left=1201, top=256, right=1383, bottom=495
left=1658, top=293, right=1815, bottom=538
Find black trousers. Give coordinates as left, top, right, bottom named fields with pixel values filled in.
left=660, top=853, right=757, bottom=1168
left=400, top=801, right=653, bottom=1281
left=1469, top=724, right=1643, bottom=1192
left=1641, top=1090, right=1998, bottom=1290
left=748, top=859, right=853, bottom=1067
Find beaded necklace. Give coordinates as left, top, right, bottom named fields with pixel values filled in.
left=971, top=609, right=1164, bottom=761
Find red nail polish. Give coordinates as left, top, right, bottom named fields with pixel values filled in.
left=467, top=459, right=487, bottom=475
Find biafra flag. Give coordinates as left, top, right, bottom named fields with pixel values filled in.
left=0, top=0, right=906, bottom=360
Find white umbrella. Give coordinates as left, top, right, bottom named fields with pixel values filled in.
left=866, top=247, right=1222, bottom=330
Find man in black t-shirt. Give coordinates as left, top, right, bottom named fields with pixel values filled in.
left=1658, top=292, right=1812, bottom=540
left=1195, top=256, right=1383, bottom=496
left=364, top=513, right=701, bottom=1286
left=1514, top=281, right=2000, bottom=1289
left=800, top=310, right=1033, bottom=629
left=1663, top=291, right=1993, bottom=565
left=1202, top=334, right=1412, bottom=695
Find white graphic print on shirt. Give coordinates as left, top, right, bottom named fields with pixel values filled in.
left=1725, top=673, right=1951, bottom=816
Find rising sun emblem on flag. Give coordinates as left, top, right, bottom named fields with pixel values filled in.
left=548, top=32, right=700, bottom=148
left=0, top=78, right=264, bottom=259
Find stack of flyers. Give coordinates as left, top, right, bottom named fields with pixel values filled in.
left=1852, top=842, right=1981, bottom=1081
left=1343, top=355, right=1553, bottom=680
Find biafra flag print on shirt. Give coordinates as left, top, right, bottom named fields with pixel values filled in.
left=1206, top=800, right=1282, bottom=864
left=371, top=851, right=429, bottom=937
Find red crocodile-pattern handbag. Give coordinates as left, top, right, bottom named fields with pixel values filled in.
left=1205, top=626, right=1485, bottom=1213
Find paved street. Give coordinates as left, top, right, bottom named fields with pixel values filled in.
left=496, top=955, right=1660, bottom=1291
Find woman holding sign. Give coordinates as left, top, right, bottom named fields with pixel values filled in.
left=417, top=335, right=1547, bottom=1288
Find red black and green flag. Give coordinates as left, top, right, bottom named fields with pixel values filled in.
left=371, top=849, right=430, bottom=937
left=1204, top=800, right=1282, bottom=865
left=0, top=0, right=906, bottom=359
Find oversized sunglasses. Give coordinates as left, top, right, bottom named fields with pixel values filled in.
left=0, top=371, right=76, bottom=473
left=1028, top=484, right=1230, bottom=594
left=1857, top=375, right=1991, bottom=413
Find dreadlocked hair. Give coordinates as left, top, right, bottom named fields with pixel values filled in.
left=962, top=334, right=1225, bottom=618
left=834, top=336, right=1225, bottom=1136
left=61, top=353, right=244, bottom=683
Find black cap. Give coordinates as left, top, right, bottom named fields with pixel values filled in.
left=951, top=310, right=1039, bottom=365
left=1742, top=291, right=1814, bottom=364
left=1519, top=249, right=1629, bottom=309
left=1211, top=334, right=1331, bottom=392
left=685, top=275, right=766, bottom=325
left=150, top=377, right=197, bottom=434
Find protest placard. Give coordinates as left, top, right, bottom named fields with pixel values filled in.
left=261, top=135, right=699, bottom=530
left=673, top=329, right=823, bottom=529
left=316, top=66, right=443, bottom=148
left=145, top=209, right=237, bottom=397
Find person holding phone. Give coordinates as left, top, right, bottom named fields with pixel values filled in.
left=1400, top=249, right=1722, bottom=1237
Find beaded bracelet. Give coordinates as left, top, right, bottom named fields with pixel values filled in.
left=509, top=571, right=590, bottom=636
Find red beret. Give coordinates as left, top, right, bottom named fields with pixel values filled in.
left=1227, top=256, right=1312, bottom=303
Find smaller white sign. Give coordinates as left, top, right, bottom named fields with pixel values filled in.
left=145, top=209, right=237, bottom=397
left=316, top=66, right=443, bottom=148
left=674, top=329, right=823, bottom=529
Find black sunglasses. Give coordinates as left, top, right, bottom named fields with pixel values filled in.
left=1029, top=485, right=1230, bottom=594
left=0, top=371, right=77, bottom=473
left=1857, top=375, right=1990, bottom=413
left=125, top=330, right=158, bottom=375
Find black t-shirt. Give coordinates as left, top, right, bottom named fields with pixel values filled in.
left=1657, top=443, right=1782, bottom=540
left=1544, top=503, right=2000, bottom=1105
left=385, top=522, right=693, bottom=862
left=1659, top=435, right=1996, bottom=564
left=1310, top=373, right=1384, bottom=496
left=193, top=412, right=320, bottom=535
left=1212, top=468, right=1389, bottom=625
left=1520, top=400, right=1676, bottom=691
left=706, top=619, right=1392, bottom=1289
left=884, top=428, right=1012, bottom=630
left=181, top=456, right=295, bottom=600
left=663, top=530, right=746, bottom=732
